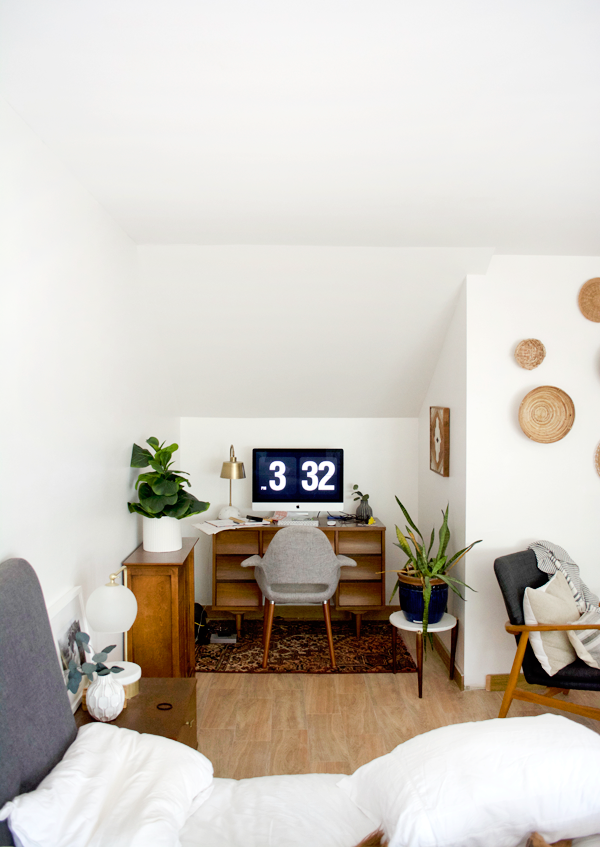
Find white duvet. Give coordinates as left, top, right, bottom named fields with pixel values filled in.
left=3, top=719, right=600, bottom=847
left=0, top=723, right=214, bottom=847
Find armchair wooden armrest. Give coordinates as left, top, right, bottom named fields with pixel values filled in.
left=505, top=621, right=600, bottom=633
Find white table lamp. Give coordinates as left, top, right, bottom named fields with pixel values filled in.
left=86, top=566, right=141, bottom=693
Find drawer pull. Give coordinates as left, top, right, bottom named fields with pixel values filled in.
left=185, top=718, right=196, bottom=728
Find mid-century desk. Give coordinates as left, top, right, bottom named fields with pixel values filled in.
left=211, top=517, right=386, bottom=637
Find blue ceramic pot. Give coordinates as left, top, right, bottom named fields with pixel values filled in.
left=399, top=577, right=448, bottom=624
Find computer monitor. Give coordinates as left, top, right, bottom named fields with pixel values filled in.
left=252, top=448, right=344, bottom=512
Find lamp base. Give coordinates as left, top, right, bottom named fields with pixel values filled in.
left=218, top=505, right=241, bottom=520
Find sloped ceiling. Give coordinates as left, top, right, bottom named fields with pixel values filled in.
left=1, top=2, right=599, bottom=417
left=1, top=0, right=599, bottom=252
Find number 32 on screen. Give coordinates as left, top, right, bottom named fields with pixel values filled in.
left=268, top=460, right=336, bottom=492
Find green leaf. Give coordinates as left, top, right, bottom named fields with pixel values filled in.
left=438, top=505, right=451, bottom=559
left=353, top=484, right=358, bottom=490
left=163, top=491, right=210, bottom=519
left=128, top=502, right=155, bottom=518
left=151, top=478, right=180, bottom=497
left=148, top=459, right=164, bottom=473
left=97, top=668, right=110, bottom=675
left=445, top=540, right=482, bottom=572
left=81, top=662, right=96, bottom=675
left=66, top=669, right=82, bottom=694
left=138, top=482, right=177, bottom=514
left=134, top=472, right=160, bottom=491
left=165, top=443, right=179, bottom=454
left=426, top=527, right=435, bottom=558
left=110, top=666, right=124, bottom=674
left=395, top=526, right=414, bottom=562
left=92, top=652, right=108, bottom=663
left=146, top=437, right=160, bottom=450
left=131, top=443, right=153, bottom=468
left=95, top=662, right=108, bottom=673
left=395, top=497, right=423, bottom=543
left=101, top=645, right=116, bottom=655
left=75, top=631, right=90, bottom=646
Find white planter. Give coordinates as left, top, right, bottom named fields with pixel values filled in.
left=142, top=516, right=182, bottom=552
left=86, top=674, right=125, bottom=722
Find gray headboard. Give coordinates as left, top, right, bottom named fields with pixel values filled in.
left=0, top=559, right=77, bottom=846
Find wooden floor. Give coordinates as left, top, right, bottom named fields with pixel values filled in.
left=195, top=631, right=600, bottom=779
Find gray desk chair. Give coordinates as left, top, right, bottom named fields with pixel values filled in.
left=241, top=526, right=357, bottom=669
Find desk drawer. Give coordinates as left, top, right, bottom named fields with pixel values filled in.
left=216, top=582, right=262, bottom=607
left=340, top=555, right=383, bottom=581
left=338, top=530, right=382, bottom=555
left=338, top=581, right=384, bottom=607
left=214, top=531, right=259, bottom=555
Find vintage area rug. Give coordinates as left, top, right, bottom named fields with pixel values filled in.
left=195, top=619, right=417, bottom=674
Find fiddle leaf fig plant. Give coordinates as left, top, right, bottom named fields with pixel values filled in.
left=66, top=631, right=123, bottom=694
left=128, top=437, right=209, bottom=520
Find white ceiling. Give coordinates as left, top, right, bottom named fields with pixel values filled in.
left=2, top=0, right=599, bottom=252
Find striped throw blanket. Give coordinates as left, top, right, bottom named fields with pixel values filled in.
left=529, top=540, right=599, bottom=613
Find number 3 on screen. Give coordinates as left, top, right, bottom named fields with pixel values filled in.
left=301, top=460, right=335, bottom=491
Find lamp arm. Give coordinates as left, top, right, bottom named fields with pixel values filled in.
left=108, top=565, right=128, bottom=587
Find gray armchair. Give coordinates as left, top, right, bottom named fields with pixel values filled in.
left=241, top=526, right=357, bottom=669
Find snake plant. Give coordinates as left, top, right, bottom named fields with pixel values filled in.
left=390, top=497, right=480, bottom=637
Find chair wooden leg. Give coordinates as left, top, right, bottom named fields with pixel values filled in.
left=499, top=631, right=529, bottom=718
left=262, top=601, right=275, bottom=669
left=546, top=687, right=570, bottom=698
left=235, top=613, right=243, bottom=640
left=354, top=613, right=362, bottom=639
left=323, top=600, right=336, bottom=668
left=262, top=597, right=269, bottom=646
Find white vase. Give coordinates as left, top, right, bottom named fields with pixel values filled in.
left=142, top=515, right=182, bottom=552
left=86, top=674, right=125, bottom=722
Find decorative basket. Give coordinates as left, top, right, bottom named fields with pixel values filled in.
left=578, top=278, right=600, bottom=323
left=518, top=386, right=575, bottom=444
left=514, top=339, right=546, bottom=370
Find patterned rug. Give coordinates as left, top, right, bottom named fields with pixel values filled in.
left=195, top=619, right=416, bottom=674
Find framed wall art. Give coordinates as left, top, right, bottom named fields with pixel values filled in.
left=430, top=406, right=450, bottom=477
left=48, top=586, right=91, bottom=713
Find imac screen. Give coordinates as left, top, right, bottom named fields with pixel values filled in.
left=252, top=449, right=344, bottom=510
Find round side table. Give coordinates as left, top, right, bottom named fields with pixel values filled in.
left=389, top=611, right=458, bottom=698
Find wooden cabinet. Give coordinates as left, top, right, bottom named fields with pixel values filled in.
left=123, top=538, right=197, bottom=678
left=212, top=520, right=386, bottom=636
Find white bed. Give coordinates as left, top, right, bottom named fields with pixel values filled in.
left=2, top=558, right=600, bottom=847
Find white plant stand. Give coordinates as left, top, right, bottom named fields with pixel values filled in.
left=389, top=611, right=458, bottom=699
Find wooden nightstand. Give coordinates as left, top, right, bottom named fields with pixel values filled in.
left=75, top=677, right=197, bottom=749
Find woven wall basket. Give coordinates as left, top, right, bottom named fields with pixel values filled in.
left=518, top=386, right=575, bottom=443
left=578, top=278, right=600, bottom=322
left=514, top=339, right=546, bottom=370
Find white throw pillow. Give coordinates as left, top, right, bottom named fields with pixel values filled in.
left=523, top=571, right=579, bottom=675
left=337, top=714, right=600, bottom=847
left=0, top=723, right=214, bottom=847
left=567, top=605, right=600, bottom=669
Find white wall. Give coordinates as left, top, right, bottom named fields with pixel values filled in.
left=463, top=256, right=600, bottom=687
left=0, top=100, right=177, bottom=650
left=417, top=283, right=469, bottom=672
left=138, top=245, right=492, bottom=419
left=179, top=417, right=419, bottom=606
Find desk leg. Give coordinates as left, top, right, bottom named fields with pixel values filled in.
left=392, top=625, right=397, bottom=673
left=354, top=613, right=362, bottom=639
left=416, top=632, right=423, bottom=698
left=235, top=613, right=243, bottom=640
left=449, top=620, right=458, bottom=682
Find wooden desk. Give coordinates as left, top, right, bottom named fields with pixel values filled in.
left=123, top=538, right=197, bottom=677
left=212, top=518, right=386, bottom=637
left=75, top=677, right=197, bottom=749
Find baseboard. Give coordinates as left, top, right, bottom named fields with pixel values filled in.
left=431, top=633, right=464, bottom=691
left=485, top=673, right=547, bottom=693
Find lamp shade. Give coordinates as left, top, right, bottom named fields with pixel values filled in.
left=220, top=444, right=245, bottom=480
left=86, top=584, right=138, bottom=633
